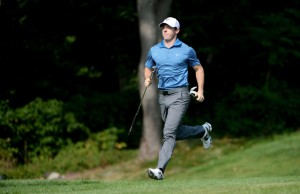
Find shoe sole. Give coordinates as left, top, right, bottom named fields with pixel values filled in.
left=202, top=122, right=212, bottom=149
left=205, top=122, right=212, bottom=132
left=203, top=136, right=212, bottom=149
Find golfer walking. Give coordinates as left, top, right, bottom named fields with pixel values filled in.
left=144, top=17, right=212, bottom=180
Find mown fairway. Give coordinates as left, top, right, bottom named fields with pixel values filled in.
left=1, top=176, right=299, bottom=194
left=1, top=131, right=300, bottom=194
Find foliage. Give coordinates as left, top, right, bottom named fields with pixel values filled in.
left=0, top=139, right=136, bottom=179
left=214, top=80, right=300, bottom=137
left=64, top=89, right=140, bottom=134
left=63, top=89, right=141, bottom=148
left=0, top=0, right=139, bottom=108
left=0, top=0, right=300, bottom=167
left=90, top=127, right=127, bottom=150
left=171, top=0, right=300, bottom=138
left=0, top=98, right=90, bottom=164
left=51, top=136, right=129, bottom=173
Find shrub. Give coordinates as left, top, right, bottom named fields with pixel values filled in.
left=214, top=83, right=300, bottom=137
left=0, top=98, right=90, bottom=164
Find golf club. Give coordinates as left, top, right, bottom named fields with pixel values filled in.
left=128, top=66, right=156, bottom=135
left=189, top=86, right=198, bottom=97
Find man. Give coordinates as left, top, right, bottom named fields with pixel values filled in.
left=144, top=17, right=212, bottom=180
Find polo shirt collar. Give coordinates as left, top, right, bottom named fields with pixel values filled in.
left=159, top=38, right=182, bottom=48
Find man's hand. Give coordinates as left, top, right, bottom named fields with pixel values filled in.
left=196, top=91, right=205, bottom=102
left=190, top=86, right=204, bottom=102
left=144, top=77, right=152, bottom=87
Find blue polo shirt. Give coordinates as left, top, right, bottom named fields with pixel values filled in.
left=145, top=39, right=201, bottom=90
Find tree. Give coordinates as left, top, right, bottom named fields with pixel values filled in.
left=136, top=0, right=172, bottom=161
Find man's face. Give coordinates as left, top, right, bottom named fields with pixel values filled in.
left=161, top=24, right=179, bottom=42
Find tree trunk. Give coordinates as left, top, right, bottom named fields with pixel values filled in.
left=137, top=0, right=172, bottom=161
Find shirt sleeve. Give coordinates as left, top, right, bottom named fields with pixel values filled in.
left=145, top=49, right=155, bottom=69
left=188, top=47, right=201, bottom=67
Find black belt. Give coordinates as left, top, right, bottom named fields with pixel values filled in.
left=159, top=87, right=188, bottom=95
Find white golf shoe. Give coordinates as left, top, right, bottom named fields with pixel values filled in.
left=147, top=168, right=164, bottom=180
left=201, top=122, right=212, bottom=149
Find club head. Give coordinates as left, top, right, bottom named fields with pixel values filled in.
left=189, top=86, right=198, bottom=97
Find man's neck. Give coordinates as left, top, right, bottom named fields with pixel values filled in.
left=164, top=38, right=177, bottom=48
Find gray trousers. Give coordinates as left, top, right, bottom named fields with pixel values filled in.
left=157, top=88, right=205, bottom=172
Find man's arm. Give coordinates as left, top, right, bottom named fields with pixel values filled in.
left=193, top=64, right=205, bottom=102
left=144, top=67, right=153, bottom=87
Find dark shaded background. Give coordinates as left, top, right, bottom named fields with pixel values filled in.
left=1, top=0, right=299, bottom=149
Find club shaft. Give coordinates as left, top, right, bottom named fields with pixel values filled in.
left=128, top=86, right=148, bottom=135
left=128, top=67, right=156, bottom=135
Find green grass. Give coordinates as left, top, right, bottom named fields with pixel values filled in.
left=1, top=131, right=300, bottom=194
left=180, top=132, right=300, bottom=179
left=1, top=176, right=299, bottom=194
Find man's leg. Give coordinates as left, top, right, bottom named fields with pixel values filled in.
left=157, top=91, right=190, bottom=172
left=176, top=123, right=213, bottom=149
left=176, top=125, right=206, bottom=140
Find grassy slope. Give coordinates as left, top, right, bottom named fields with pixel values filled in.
left=56, top=131, right=300, bottom=180
left=181, top=131, right=300, bottom=179
left=1, top=131, right=300, bottom=194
